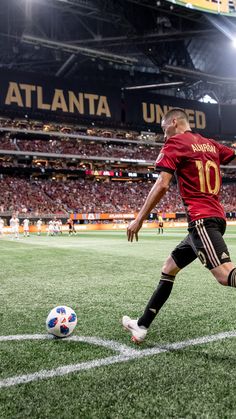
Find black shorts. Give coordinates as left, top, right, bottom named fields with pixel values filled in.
left=158, top=222, right=163, bottom=228
left=171, top=217, right=231, bottom=270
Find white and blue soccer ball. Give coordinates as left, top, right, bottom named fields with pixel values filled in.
left=46, top=306, right=77, bottom=338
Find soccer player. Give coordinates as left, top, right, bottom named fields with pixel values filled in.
left=48, top=220, right=54, bottom=236
left=0, top=217, right=4, bottom=236
left=122, top=108, right=236, bottom=343
left=22, top=218, right=30, bottom=237
left=36, top=219, right=43, bottom=236
left=10, top=214, right=20, bottom=239
left=157, top=213, right=164, bottom=234
left=58, top=219, right=63, bottom=235
left=67, top=218, right=76, bottom=235
left=53, top=219, right=59, bottom=235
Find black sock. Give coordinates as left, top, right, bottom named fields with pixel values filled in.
left=138, top=272, right=175, bottom=329
left=228, top=268, right=236, bottom=287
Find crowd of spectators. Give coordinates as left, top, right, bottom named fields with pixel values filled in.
left=14, top=138, right=160, bottom=161
left=0, top=135, right=17, bottom=150
left=221, top=184, right=236, bottom=211
left=0, top=175, right=235, bottom=215
left=0, top=117, right=163, bottom=142
left=38, top=178, right=166, bottom=213
left=0, top=131, right=160, bottom=161
left=0, top=176, right=66, bottom=215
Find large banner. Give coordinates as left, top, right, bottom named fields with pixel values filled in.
left=70, top=212, right=176, bottom=220
left=0, top=69, right=121, bottom=122
left=1, top=69, right=236, bottom=136
left=124, top=91, right=219, bottom=136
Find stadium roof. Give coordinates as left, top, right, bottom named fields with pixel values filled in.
left=1, top=0, right=236, bottom=102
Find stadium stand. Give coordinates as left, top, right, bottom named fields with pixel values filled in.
left=0, top=119, right=235, bottom=218
left=0, top=174, right=235, bottom=215
left=15, top=138, right=160, bottom=160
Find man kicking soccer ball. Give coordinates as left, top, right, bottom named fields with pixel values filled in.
left=122, top=108, right=236, bottom=343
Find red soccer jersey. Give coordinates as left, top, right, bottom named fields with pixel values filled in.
left=155, top=131, right=235, bottom=222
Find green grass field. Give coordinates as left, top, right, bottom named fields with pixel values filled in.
left=1, top=227, right=236, bottom=418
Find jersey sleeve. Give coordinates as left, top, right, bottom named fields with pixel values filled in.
left=211, top=139, right=235, bottom=164
left=155, top=136, right=182, bottom=174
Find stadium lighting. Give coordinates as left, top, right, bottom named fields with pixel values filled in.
left=199, top=94, right=217, bottom=104
left=162, top=65, right=236, bottom=84
left=22, top=34, right=138, bottom=65
left=206, top=14, right=236, bottom=51
left=123, top=81, right=184, bottom=90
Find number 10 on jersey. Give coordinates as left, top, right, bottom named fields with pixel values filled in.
left=195, top=160, right=220, bottom=195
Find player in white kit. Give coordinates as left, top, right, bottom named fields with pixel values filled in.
left=48, top=220, right=54, bottom=236
left=58, top=219, right=63, bottom=235
left=10, top=214, right=20, bottom=239
left=22, top=218, right=30, bottom=237
left=36, top=219, right=43, bottom=235
left=53, top=220, right=60, bottom=235
left=0, top=217, right=4, bottom=236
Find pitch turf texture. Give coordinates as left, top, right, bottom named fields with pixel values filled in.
left=1, top=228, right=236, bottom=418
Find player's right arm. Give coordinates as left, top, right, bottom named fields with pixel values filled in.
left=127, top=171, right=173, bottom=242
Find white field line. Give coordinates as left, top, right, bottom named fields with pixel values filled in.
left=67, top=335, right=138, bottom=354
left=1, top=330, right=236, bottom=388
left=0, top=334, right=53, bottom=342
left=0, top=334, right=135, bottom=354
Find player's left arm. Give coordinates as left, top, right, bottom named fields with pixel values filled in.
left=220, top=145, right=236, bottom=165
left=127, top=171, right=173, bottom=242
left=211, top=139, right=235, bottom=165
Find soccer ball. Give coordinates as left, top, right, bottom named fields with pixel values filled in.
left=46, top=306, right=77, bottom=338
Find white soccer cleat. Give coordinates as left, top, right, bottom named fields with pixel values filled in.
left=122, top=315, right=147, bottom=344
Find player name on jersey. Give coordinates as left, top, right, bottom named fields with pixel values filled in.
left=191, top=143, right=216, bottom=153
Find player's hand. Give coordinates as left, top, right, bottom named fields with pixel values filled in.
left=127, top=219, right=143, bottom=242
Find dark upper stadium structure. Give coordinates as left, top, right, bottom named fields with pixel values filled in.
left=1, top=0, right=236, bottom=103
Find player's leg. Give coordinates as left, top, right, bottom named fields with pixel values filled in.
left=188, top=218, right=236, bottom=287
left=137, top=235, right=197, bottom=328
left=211, top=262, right=235, bottom=286
left=122, top=235, right=197, bottom=342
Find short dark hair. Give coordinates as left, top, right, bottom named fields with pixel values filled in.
left=162, top=108, right=188, bottom=123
